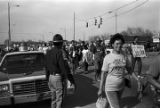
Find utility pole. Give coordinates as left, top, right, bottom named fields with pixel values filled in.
left=42, top=34, right=45, bottom=42
left=8, top=2, right=11, bottom=50
left=83, top=32, right=85, bottom=41
left=115, top=12, right=118, bottom=33
left=73, top=12, right=75, bottom=40
left=7, top=2, right=20, bottom=50
left=109, top=11, right=118, bottom=34
left=64, top=28, right=66, bottom=40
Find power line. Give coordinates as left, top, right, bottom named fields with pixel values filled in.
left=118, top=0, right=149, bottom=17
left=0, top=32, right=42, bottom=35
left=13, top=32, right=42, bottom=35
left=101, top=0, right=139, bottom=17
left=75, top=0, right=147, bottom=30
left=86, top=0, right=149, bottom=29
left=76, top=0, right=139, bottom=22
left=0, top=32, right=7, bottom=34
left=100, top=0, right=149, bottom=21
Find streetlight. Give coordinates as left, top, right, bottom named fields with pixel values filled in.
left=8, top=2, right=11, bottom=50
left=64, top=28, right=66, bottom=40
left=7, top=1, right=20, bottom=50
left=60, top=28, right=66, bottom=40
left=49, top=32, right=54, bottom=37
left=73, top=12, right=75, bottom=40
left=108, top=11, right=118, bottom=34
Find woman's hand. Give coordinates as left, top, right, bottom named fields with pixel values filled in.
left=97, top=89, right=103, bottom=97
left=97, top=71, right=107, bottom=97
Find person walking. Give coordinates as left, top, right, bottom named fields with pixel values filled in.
left=132, top=36, right=142, bottom=77
left=98, top=33, right=131, bottom=108
left=82, top=45, right=89, bottom=74
left=131, top=36, right=143, bottom=98
left=145, top=54, right=160, bottom=107
left=94, top=39, right=105, bottom=81
left=45, top=34, right=76, bottom=108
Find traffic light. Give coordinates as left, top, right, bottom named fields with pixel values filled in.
left=98, top=24, right=100, bottom=28
left=100, top=17, right=103, bottom=25
left=95, top=18, right=97, bottom=26
left=86, top=22, right=88, bottom=28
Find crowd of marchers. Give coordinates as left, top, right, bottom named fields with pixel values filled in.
left=0, top=39, right=108, bottom=77
left=1, top=33, right=160, bottom=108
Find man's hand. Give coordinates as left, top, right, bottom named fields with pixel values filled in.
left=45, top=70, right=50, bottom=82
left=67, top=80, right=76, bottom=94
left=67, top=74, right=75, bottom=84
left=71, top=82, right=77, bottom=92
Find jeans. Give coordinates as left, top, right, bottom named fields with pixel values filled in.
left=133, top=57, right=142, bottom=75
left=71, top=57, right=79, bottom=74
left=94, top=60, right=103, bottom=80
left=83, top=60, right=88, bottom=72
left=105, top=90, right=123, bottom=108
left=48, top=75, right=63, bottom=108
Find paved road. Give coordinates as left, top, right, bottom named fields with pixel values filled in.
left=4, top=69, right=154, bottom=108
left=63, top=69, right=154, bottom=108
left=3, top=55, right=158, bottom=108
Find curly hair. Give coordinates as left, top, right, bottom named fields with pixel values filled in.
left=110, top=33, right=125, bottom=46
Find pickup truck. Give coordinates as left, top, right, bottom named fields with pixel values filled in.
left=0, top=51, right=51, bottom=106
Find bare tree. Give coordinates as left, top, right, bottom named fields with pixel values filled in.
left=121, top=27, right=154, bottom=37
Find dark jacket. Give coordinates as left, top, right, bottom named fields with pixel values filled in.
left=45, top=47, right=66, bottom=75
left=45, top=46, right=75, bottom=84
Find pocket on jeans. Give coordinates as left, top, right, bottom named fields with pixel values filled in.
left=48, top=78, right=52, bottom=89
left=48, top=82, right=51, bottom=89
left=56, top=80, right=63, bottom=89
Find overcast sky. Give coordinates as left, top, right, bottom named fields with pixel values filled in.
left=0, top=0, right=159, bottom=43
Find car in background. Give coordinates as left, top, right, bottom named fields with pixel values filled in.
left=0, top=51, right=51, bottom=106
left=105, top=48, right=113, bottom=55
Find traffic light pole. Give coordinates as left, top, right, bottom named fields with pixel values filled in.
left=73, top=12, right=75, bottom=40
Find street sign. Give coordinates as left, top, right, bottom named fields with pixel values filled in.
left=131, top=45, right=146, bottom=57
left=153, top=38, right=159, bottom=43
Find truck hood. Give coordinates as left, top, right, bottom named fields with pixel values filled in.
left=0, top=67, right=46, bottom=81
left=0, top=72, right=9, bottom=81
